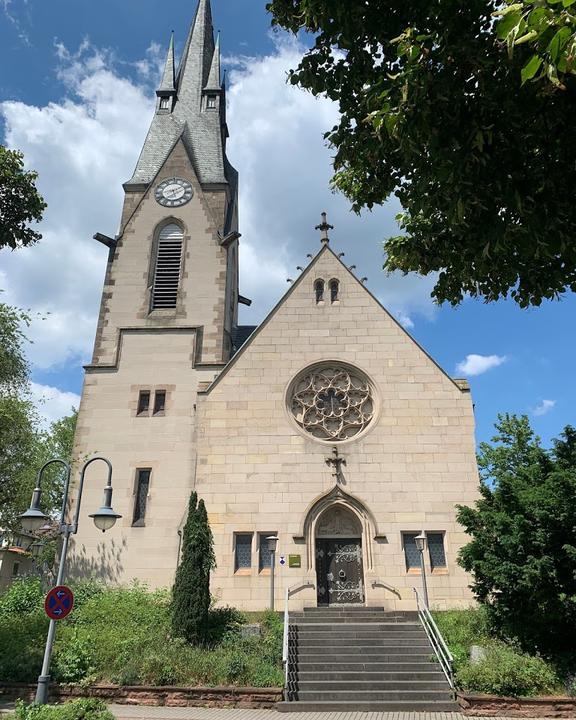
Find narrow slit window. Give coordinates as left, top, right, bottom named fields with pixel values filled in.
left=427, top=532, right=447, bottom=570
left=403, top=532, right=421, bottom=571
left=152, top=224, right=183, bottom=310
left=235, top=534, right=252, bottom=571
left=314, top=279, right=324, bottom=303
left=137, top=391, right=150, bottom=416
left=133, top=469, right=151, bottom=526
left=329, top=279, right=339, bottom=302
left=153, top=390, right=166, bottom=415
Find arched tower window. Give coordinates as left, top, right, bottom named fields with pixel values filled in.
left=329, top=279, right=340, bottom=302
left=314, top=279, right=325, bottom=303
left=151, top=223, right=183, bottom=310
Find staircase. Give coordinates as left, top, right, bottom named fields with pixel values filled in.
left=277, top=606, right=458, bottom=712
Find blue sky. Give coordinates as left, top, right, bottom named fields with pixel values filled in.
left=1, top=0, right=574, bottom=448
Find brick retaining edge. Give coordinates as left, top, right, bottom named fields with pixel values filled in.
left=0, top=684, right=283, bottom=709
left=458, top=692, right=576, bottom=717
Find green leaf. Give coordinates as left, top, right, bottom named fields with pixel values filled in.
left=563, top=0, right=576, bottom=6
left=496, top=10, right=524, bottom=40
left=521, top=54, right=543, bottom=83
left=515, top=29, right=538, bottom=45
left=548, top=27, right=573, bottom=62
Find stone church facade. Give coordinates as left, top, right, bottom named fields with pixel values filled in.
left=71, top=0, right=479, bottom=611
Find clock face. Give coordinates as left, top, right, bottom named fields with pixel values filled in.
left=154, top=178, right=193, bottom=207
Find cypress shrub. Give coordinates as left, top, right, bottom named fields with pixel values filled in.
left=171, top=492, right=215, bottom=644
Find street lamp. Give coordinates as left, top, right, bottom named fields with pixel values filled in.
left=266, top=535, right=279, bottom=611
left=19, top=456, right=121, bottom=704
left=414, top=532, right=429, bottom=610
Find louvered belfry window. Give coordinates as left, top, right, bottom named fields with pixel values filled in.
left=151, top=223, right=183, bottom=309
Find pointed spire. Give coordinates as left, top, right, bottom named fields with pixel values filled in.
left=205, top=32, right=221, bottom=90
left=158, top=32, right=176, bottom=93
left=177, top=0, right=215, bottom=93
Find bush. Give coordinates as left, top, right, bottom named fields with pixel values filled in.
left=12, top=699, right=113, bottom=720
left=0, top=584, right=284, bottom=688
left=0, top=612, right=47, bottom=682
left=457, top=642, right=559, bottom=697
left=0, top=577, right=44, bottom=615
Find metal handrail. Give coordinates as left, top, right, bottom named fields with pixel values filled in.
left=413, top=587, right=455, bottom=693
left=282, top=587, right=290, bottom=687
left=283, top=582, right=315, bottom=699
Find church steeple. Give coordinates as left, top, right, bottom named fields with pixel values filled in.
left=125, top=0, right=235, bottom=204
left=177, top=0, right=215, bottom=97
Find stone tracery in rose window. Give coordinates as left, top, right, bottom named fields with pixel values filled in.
left=290, top=365, right=374, bottom=441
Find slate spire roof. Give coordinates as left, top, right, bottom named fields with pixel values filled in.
left=158, top=32, right=176, bottom=93
left=126, top=0, right=233, bottom=188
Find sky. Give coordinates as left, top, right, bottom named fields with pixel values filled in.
left=0, top=0, right=574, bottom=450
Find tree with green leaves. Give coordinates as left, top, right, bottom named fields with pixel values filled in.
left=171, top=491, right=216, bottom=645
left=0, top=146, right=46, bottom=250
left=457, top=415, right=576, bottom=657
left=267, top=1, right=576, bottom=307
left=0, top=301, right=77, bottom=532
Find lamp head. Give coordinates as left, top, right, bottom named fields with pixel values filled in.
left=20, top=488, right=49, bottom=533
left=89, top=485, right=121, bottom=533
left=415, top=532, right=427, bottom=552
left=266, top=535, right=279, bottom=553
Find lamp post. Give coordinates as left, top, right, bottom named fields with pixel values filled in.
left=414, top=532, right=429, bottom=610
left=20, top=457, right=121, bottom=705
left=266, top=535, right=279, bottom=611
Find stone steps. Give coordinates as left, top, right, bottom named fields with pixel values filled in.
left=282, top=606, right=457, bottom=712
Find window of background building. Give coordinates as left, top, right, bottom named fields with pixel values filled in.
left=132, top=469, right=151, bottom=526
left=427, top=532, right=447, bottom=571
left=12, top=562, right=20, bottom=577
left=234, top=534, right=252, bottom=572
left=153, top=390, right=166, bottom=415
left=137, top=391, right=150, bottom=416
left=403, top=532, right=421, bottom=571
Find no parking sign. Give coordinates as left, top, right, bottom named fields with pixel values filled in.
left=44, top=585, right=74, bottom=621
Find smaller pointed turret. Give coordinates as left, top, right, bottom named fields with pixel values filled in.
left=156, top=33, right=176, bottom=112
left=158, top=32, right=176, bottom=93
left=205, top=32, right=221, bottom=91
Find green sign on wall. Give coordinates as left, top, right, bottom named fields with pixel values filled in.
left=288, top=554, right=301, bottom=568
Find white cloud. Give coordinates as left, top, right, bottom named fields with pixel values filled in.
left=30, top=382, right=80, bottom=428
left=532, top=399, right=556, bottom=417
left=0, top=43, right=155, bottom=369
left=1, top=34, right=439, bottom=387
left=455, top=354, right=507, bottom=377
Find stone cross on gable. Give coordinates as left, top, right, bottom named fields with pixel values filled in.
left=325, top=446, right=346, bottom=484
left=315, top=211, right=334, bottom=244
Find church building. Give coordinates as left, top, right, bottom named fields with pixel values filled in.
left=71, top=0, right=479, bottom=611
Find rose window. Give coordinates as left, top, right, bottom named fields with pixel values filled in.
left=289, top=365, right=374, bottom=441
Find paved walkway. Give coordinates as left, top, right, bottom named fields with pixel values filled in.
left=108, top=705, right=555, bottom=720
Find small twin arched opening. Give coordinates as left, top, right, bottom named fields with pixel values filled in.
left=314, top=278, right=339, bottom=304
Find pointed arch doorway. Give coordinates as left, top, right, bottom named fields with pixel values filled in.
left=315, top=505, right=365, bottom=605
